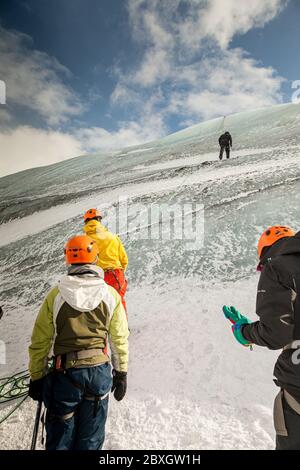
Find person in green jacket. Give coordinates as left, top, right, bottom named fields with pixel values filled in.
left=28, top=235, right=129, bottom=450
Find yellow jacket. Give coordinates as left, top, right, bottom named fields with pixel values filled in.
left=83, top=220, right=128, bottom=271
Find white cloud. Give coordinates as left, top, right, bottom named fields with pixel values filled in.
left=0, top=1, right=289, bottom=176
left=76, top=110, right=166, bottom=152
left=76, top=123, right=157, bottom=152
left=0, top=115, right=165, bottom=177
left=126, top=1, right=176, bottom=87
left=179, top=0, right=286, bottom=50
left=128, top=0, right=286, bottom=53
left=0, top=27, right=84, bottom=126
left=111, top=0, right=287, bottom=126
left=110, top=82, right=141, bottom=106
left=130, top=9, right=174, bottom=86
left=134, top=48, right=171, bottom=87
left=170, top=49, right=284, bottom=120
left=0, top=127, right=83, bottom=177
left=0, top=22, right=168, bottom=177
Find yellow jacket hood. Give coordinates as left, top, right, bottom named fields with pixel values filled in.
left=83, top=220, right=109, bottom=237
left=82, top=220, right=128, bottom=271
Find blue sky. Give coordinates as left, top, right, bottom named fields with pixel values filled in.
left=0, top=0, right=299, bottom=175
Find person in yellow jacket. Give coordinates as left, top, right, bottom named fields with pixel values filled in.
left=83, top=208, right=128, bottom=311
left=28, top=235, right=129, bottom=450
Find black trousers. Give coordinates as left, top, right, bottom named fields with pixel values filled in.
left=276, top=397, right=300, bottom=450
left=219, top=145, right=230, bottom=160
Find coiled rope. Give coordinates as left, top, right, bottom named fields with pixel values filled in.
left=0, top=369, right=29, bottom=425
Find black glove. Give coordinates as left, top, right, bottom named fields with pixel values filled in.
left=111, top=370, right=127, bottom=401
left=28, top=377, right=44, bottom=402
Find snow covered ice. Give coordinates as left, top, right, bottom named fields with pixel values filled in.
left=0, top=102, right=300, bottom=449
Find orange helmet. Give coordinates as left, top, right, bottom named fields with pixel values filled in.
left=64, top=235, right=99, bottom=265
left=84, top=208, right=102, bottom=223
left=257, top=225, right=295, bottom=258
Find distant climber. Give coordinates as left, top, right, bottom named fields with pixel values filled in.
left=218, top=131, right=232, bottom=160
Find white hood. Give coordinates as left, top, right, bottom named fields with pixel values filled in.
left=58, top=267, right=107, bottom=312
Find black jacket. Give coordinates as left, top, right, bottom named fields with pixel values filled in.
left=219, top=133, right=232, bottom=147
left=243, top=233, right=300, bottom=402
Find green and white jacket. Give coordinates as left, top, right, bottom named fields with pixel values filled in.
left=29, top=265, right=129, bottom=381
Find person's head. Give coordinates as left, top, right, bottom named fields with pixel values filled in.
left=257, top=225, right=295, bottom=261
left=84, top=208, right=102, bottom=224
left=225, top=131, right=230, bottom=135
left=64, top=235, right=99, bottom=266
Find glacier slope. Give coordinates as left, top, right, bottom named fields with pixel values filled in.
left=0, top=103, right=300, bottom=449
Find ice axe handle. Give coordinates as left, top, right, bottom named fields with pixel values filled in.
left=30, top=400, right=42, bottom=450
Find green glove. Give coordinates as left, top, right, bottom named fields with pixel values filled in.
left=223, top=305, right=253, bottom=348
left=222, top=305, right=249, bottom=325
left=232, top=321, right=252, bottom=346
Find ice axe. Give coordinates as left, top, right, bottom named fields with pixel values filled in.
left=30, top=400, right=43, bottom=450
